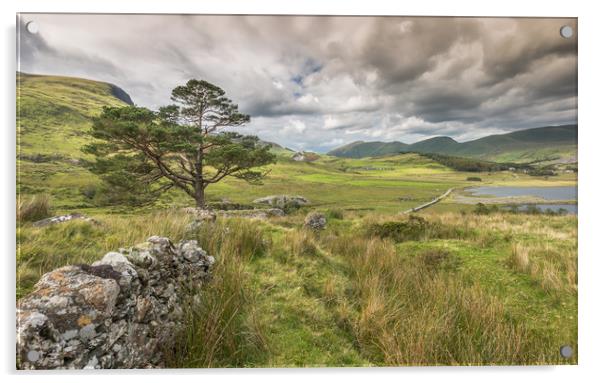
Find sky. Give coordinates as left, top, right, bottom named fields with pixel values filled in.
left=18, top=14, right=577, bottom=152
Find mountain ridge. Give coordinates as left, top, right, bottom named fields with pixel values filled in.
left=327, top=124, right=577, bottom=163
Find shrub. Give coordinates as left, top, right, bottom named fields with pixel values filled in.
left=325, top=208, right=344, bottom=220
left=466, top=176, right=482, bottom=182
left=80, top=184, right=98, bottom=200
left=367, top=215, right=432, bottom=242
left=474, top=203, right=499, bottom=215
left=419, top=249, right=461, bottom=272
left=17, top=194, right=52, bottom=223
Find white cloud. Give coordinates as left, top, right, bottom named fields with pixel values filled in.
left=18, top=14, right=577, bottom=152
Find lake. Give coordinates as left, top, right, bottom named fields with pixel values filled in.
left=466, top=186, right=577, bottom=214
left=467, top=186, right=577, bottom=200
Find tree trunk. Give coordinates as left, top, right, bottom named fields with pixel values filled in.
left=195, top=185, right=205, bottom=208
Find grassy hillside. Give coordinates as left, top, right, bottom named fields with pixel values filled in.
left=405, top=136, right=459, bottom=154
left=17, top=72, right=132, bottom=156
left=327, top=141, right=408, bottom=158
left=17, top=73, right=132, bottom=208
left=328, top=125, right=577, bottom=163
left=451, top=125, right=577, bottom=162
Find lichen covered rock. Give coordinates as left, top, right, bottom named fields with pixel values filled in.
left=181, top=208, right=217, bottom=222
left=16, top=237, right=214, bottom=370
left=32, top=213, right=98, bottom=227
left=218, top=208, right=285, bottom=220
left=253, top=195, right=309, bottom=210
left=304, top=212, right=327, bottom=231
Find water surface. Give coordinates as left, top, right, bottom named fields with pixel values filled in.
left=467, top=186, right=577, bottom=215
left=467, top=186, right=577, bottom=200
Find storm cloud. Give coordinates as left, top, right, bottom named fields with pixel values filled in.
left=17, top=14, right=577, bottom=152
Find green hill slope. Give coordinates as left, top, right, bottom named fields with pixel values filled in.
left=452, top=125, right=577, bottom=162
left=327, top=141, right=408, bottom=158
left=17, top=72, right=132, bottom=157
left=328, top=125, right=577, bottom=163
left=406, top=136, right=460, bottom=154
left=17, top=73, right=133, bottom=207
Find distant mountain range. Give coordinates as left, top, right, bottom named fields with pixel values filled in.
left=327, top=125, right=577, bottom=163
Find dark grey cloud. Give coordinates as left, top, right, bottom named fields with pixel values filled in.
left=17, top=17, right=124, bottom=80
left=17, top=14, right=577, bottom=151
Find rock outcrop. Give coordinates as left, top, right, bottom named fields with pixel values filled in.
left=33, top=213, right=98, bottom=227
left=253, top=195, right=310, bottom=210
left=291, top=151, right=319, bottom=162
left=16, top=236, right=214, bottom=370
left=304, top=212, right=327, bottom=230
left=181, top=208, right=217, bottom=222
left=219, top=208, right=285, bottom=220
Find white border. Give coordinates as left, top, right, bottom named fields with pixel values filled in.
left=2, top=1, right=601, bottom=382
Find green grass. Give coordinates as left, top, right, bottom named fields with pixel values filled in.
left=16, top=73, right=578, bottom=367
left=17, top=73, right=129, bottom=208
left=16, top=210, right=577, bottom=366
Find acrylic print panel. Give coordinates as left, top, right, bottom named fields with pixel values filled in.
left=16, top=14, right=577, bottom=369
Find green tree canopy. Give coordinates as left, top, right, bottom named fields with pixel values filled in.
left=84, top=80, right=276, bottom=207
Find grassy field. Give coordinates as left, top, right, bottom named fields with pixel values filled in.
left=17, top=208, right=577, bottom=366
left=16, top=73, right=578, bottom=366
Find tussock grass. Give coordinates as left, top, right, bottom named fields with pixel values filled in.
left=17, top=207, right=577, bottom=366
left=325, top=208, right=344, bottom=220
left=285, top=229, right=318, bottom=258
left=17, top=209, right=193, bottom=296
left=317, top=210, right=577, bottom=365
left=508, top=241, right=577, bottom=294
left=322, top=233, right=533, bottom=365
left=510, top=243, right=531, bottom=273
left=17, top=194, right=52, bottom=223
left=166, top=220, right=269, bottom=367
left=17, top=211, right=270, bottom=367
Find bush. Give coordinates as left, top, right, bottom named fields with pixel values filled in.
left=474, top=203, right=499, bottom=215
left=419, top=249, right=461, bottom=272
left=466, top=176, right=482, bottom=182
left=20, top=153, right=64, bottom=163
left=528, top=168, right=556, bottom=177
left=80, top=184, right=98, bottom=200
left=325, top=208, right=344, bottom=220
left=367, top=215, right=432, bottom=242
left=17, top=194, right=52, bottom=223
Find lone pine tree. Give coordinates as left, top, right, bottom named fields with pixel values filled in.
left=84, top=79, right=276, bottom=207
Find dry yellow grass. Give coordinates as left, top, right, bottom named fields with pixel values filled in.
left=17, top=194, right=52, bottom=222
left=507, top=241, right=576, bottom=294
left=320, top=232, right=527, bottom=364
left=17, top=209, right=577, bottom=366
left=510, top=243, right=531, bottom=273
left=318, top=210, right=577, bottom=365
left=285, top=229, right=318, bottom=258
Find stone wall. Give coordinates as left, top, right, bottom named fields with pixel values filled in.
left=16, top=236, right=214, bottom=369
